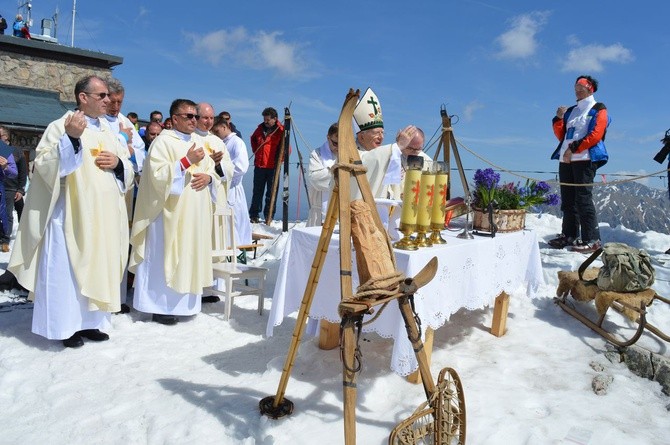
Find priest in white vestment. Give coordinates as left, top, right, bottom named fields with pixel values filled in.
left=194, top=103, right=234, bottom=304
left=306, top=123, right=339, bottom=227
left=211, top=116, right=253, bottom=244
left=8, top=75, right=134, bottom=348
left=129, top=99, right=221, bottom=325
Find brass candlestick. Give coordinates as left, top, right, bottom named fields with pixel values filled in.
left=394, top=222, right=418, bottom=250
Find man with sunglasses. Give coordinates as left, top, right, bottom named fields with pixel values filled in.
left=8, top=75, right=135, bottom=348
left=130, top=99, right=221, bottom=325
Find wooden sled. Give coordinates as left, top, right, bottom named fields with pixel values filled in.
left=554, top=266, right=670, bottom=348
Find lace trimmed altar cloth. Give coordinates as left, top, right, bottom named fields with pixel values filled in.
left=267, top=226, right=544, bottom=376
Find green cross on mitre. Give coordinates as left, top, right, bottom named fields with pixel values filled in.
left=367, top=95, right=379, bottom=115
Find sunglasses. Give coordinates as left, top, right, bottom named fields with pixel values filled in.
left=175, top=113, right=200, bottom=120
left=84, top=92, right=110, bottom=100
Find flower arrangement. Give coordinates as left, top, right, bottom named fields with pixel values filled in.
left=472, top=168, right=559, bottom=210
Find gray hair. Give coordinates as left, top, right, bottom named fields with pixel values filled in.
left=106, top=78, right=125, bottom=95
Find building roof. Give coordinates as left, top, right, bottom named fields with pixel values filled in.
left=0, top=34, right=123, bottom=69
left=0, top=84, right=74, bottom=131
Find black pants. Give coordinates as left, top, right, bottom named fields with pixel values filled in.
left=558, top=161, right=600, bottom=243
left=249, top=166, right=278, bottom=220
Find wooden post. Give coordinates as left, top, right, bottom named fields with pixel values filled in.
left=318, top=320, right=340, bottom=350
left=490, top=292, right=510, bottom=337
left=341, top=316, right=358, bottom=445
left=406, top=327, right=434, bottom=384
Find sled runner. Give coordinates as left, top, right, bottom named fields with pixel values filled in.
left=555, top=245, right=670, bottom=348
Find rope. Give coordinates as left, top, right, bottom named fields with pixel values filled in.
left=452, top=135, right=670, bottom=188
left=343, top=271, right=405, bottom=302
left=331, top=162, right=367, bottom=174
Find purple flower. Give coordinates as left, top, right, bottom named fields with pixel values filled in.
left=473, top=168, right=500, bottom=190
left=545, top=193, right=560, bottom=206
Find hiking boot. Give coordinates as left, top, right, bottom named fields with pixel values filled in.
left=571, top=240, right=602, bottom=254
left=547, top=234, right=577, bottom=249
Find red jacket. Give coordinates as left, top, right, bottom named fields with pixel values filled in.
left=250, top=122, right=285, bottom=169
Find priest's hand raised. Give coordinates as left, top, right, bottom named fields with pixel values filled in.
left=64, top=110, right=87, bottom=140
left=95, top=151, right=120, bottom=170
left=186, top=143, right=205, bottom=165
left=210, top=150, right=224, bottom=165
left=395, top=125, right=417, bottom=150
left=190, top=172, right=212, bottom=191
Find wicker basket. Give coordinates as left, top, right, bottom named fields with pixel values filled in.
left=473, top=208, right=526, bottom=233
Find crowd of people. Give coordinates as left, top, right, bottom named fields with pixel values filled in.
left=2, top=75, right=272, bottom=347
left=1, top=74, right=610, bottom=349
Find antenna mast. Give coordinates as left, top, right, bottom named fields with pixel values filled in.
left=70, top=0, right=76, bottom=47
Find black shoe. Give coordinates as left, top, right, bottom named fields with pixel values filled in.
left=250, top=216, right=261, bottom=224
left=78, top=329, right=110, bottom=342
left=547, top=234, right=577, bottom=249
left=63, top=333, right=84, bottom=348
left=152, top=313, right=178, bottom=325
left=113, top=303, right=131, bottom=315
left=202, top=295, right=220, bottom=303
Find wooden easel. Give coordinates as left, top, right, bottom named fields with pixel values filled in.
left=259, top=89, right=441, bottom=444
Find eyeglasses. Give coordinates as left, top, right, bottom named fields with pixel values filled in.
left=328, top=137, right=339, bottom=146
left=84, top=92, right=110, bottom=100
left=175, top=113, right=200, bottom=120
left=406, top=146, right=423, bottom=152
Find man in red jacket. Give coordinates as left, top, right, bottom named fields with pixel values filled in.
left=249, top=107, right=284, bottom=223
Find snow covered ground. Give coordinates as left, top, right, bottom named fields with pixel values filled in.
left=1, top=213, right=669, bottom=445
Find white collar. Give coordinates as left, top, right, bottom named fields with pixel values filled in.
left=576, top=95, right=596, bottom=112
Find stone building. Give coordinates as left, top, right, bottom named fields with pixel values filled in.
left=0, top=34, right=122, bottom=165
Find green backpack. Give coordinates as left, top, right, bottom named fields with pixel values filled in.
left=580, top=242, right=655, bottom=292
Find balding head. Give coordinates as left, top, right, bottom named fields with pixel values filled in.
left=196, top=102, right=215, bottom=132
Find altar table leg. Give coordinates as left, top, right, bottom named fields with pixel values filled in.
left=318, top=320, right=341, bottom=350
left=406, top=327, right=434, bottom=384
left=490, top=292, right=510, bottom=337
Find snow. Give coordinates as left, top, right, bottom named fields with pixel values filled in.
left=1, top=213, right=669, bottom=445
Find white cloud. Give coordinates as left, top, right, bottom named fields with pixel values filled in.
left=187, top=27, right=309, bottom=78
left=463, top=100, right=484, bottom=122
left=561, top=42, right=634, bottom=72
left=494, top=11, right=549, bottom=59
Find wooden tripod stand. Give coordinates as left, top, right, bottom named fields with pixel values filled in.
left=260, top=89, right=447, bottom=444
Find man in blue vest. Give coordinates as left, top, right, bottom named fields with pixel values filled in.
left=548, top=75, right=609, bottom=253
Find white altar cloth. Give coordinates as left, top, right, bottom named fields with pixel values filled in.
left=267, top=226, right=545, bottom=376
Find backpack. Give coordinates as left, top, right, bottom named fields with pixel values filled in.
left=580, top=242, right=655, bottom=292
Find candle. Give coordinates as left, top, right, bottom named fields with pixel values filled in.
left=400, top=168, right=422, bottom=225
left=431, top=171, right=449, bottom=225
left=416, top=171, right=436, bottom=228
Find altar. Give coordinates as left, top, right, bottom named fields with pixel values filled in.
left=266, top=225, right=545, bottom=376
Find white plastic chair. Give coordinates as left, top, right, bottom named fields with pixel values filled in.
left=208, top=206, right=268, bottom=320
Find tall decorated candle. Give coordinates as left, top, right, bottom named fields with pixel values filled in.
left=415, top=170, right=436, bottom=247
left=394, top=155, right=424, bottom=250
left=430, top=161, right=449, bottom=244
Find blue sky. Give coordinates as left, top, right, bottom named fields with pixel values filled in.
left=7, top=1, right=670, bottom=201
